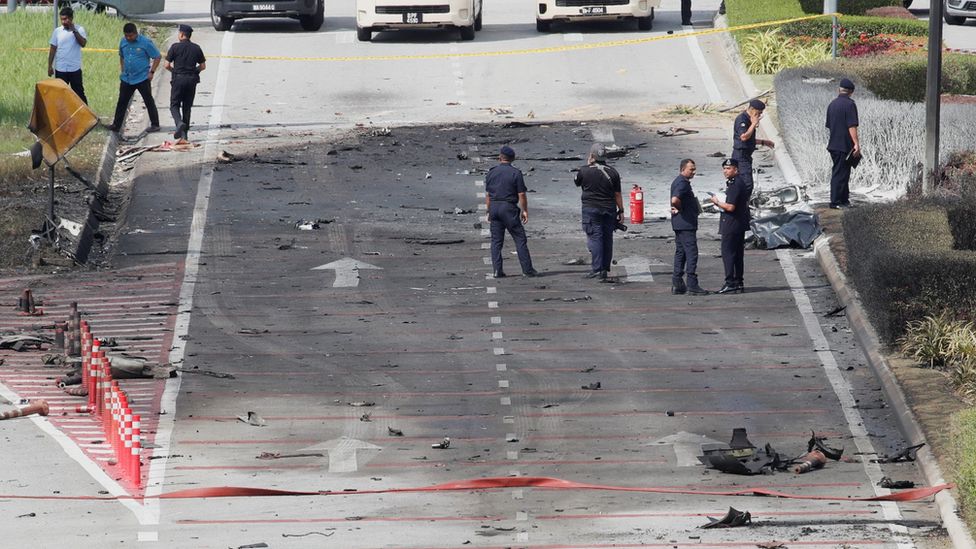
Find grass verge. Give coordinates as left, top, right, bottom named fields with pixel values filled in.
left=0, top=11, right=167, bottom=271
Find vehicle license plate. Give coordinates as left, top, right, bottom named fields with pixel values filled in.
left=252, top=3, right=275, bottom=9
left=403, top=12, right=422, bottom=23
left=580, top=6, right=606, bottom=14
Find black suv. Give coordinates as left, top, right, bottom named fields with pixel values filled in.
left=211, top=0, right=325, bottom=31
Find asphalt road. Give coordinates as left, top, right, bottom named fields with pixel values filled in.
left=909, top=0, right=976, bottom=50
left=0, top=0, right=953, bottom=546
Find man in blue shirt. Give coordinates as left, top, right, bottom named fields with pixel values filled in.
left=825, top=78, right=860, bottom=209
left=485, top=146, right=538, bottom=278
left=710, top=159, right=752, bottom=294
left=669, top=159, right=707, bottom=295
left=108, top=23, right=160, bottom=133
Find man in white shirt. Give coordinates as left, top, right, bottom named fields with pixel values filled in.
left=48, top=6, right=88, bottom=104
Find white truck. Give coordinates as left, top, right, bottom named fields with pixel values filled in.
left=356, top=0, right=483, bottom=41
left=536, top=0, right=659, bottom=32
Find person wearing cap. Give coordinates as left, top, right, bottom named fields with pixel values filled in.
left=670, top=159, right=708, bottom=295
left=165, top=25, right=206, bottom=140
left=48, top=6, right=88, bottom=104
left=710, top=158, right=751, bottom=294
left=108, top=23, right=161, bottom=134
left=825, top=78, right=860, bottom=209
left=731, top=98, right=774, bottom=196
left=574, top=143, right=624, bottom=280
left=485, top=146, right=538, bottom=278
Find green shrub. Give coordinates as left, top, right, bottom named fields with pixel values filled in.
left=899, top=313, right=960, bottom=368
left=740, top=29, right=831, bottom=74
left=726, top=0, right=806, bottom=28
left=801, top=53, right=976, bottom=102
left=780, top=15, right=928, bottom=37
left=950, top=409, right=976, bottom=529
left=844, top=202, right=976, bottom=342
left=948, top=200, right=976, bottom=251
left=799, top=0, right=901, bottom=14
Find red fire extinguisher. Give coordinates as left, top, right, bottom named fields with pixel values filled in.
left=630, top=184, right=644, bottom=224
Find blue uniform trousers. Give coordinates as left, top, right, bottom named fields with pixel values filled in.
left=582, top=207, right=616, bottom=274
left=829, top=150, right=852, bottom=206
left=732, top=151, right=753, bottom=196
left=489, top=202, right=534, bottom=275
left=721, top=230, right=746, bottom=286
left=672, top=230, right=699, bottom=287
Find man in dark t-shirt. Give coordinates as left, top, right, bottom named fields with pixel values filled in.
left=485, top=146, right=538, bottom=278
left=731, top=99, right=774, bottom=196
left=165, top=25, right=206, bottom=140
left=669, top=159, right=707, bottom=295
left=710, top=159, right=752, bottom=294
left=574, top=143, right=623, bottom=280
left=825, top=78, right=860, bottom=209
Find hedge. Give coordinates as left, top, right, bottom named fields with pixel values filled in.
left=799, top=0, right=901, bottom=14
left=803, top=53, right=976, bottom=102
left=780, top=15, right=928, bottom=37
left=844, top=202, right=976, bottom=342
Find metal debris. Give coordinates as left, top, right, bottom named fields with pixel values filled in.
left=432, top=437, right=451, bottom=449
left=282, top=531, right=335, bottom=538
left=878, top=477, right=916, bottom=489
left=237, top=411, right=267, bottom=427
left=657, top=127, right=699, bottom=137
left=807, top=431, right=844, bottom=461
left=875, top=443, right=925, bottom=463
left=388, top=427, right=404, bottom=436
left=348, top=401, right=376, bottom=407
left=701, top=507, right=751, bottom=529
left=581, top=382, right=601, bottom=390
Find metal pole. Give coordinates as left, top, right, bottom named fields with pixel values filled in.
left=824, top=0, right=838, bottom=58
left=48, top=165, right=56, bottom=226
left=924, top=0, right=944, bottom=195
left=54, top=0, right=59, bottom=29
left=8, top=0, right=17, bottom=14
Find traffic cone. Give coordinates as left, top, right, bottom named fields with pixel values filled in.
left=794, top=450, right=827, bottom=474
left=16, top=289, right=41, bottom=315
left=0, top=400, right=49, bottom=420
left=131, top=415, right=142, bottom=488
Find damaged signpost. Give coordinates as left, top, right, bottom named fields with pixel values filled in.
left=27, top=79, right=99, bottom=245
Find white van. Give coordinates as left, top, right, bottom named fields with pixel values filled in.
left=356, top=0, right=483, bottom=41
left=536, top=0, right=659, bottom=31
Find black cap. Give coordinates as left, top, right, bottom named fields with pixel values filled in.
left=178, top=24, right=193, bottom=34
left=722, top=158, right=739, bottom=168
left=499, top=146, right=516, bottom=160
left=839, top=78, right=855, bottom=91
left=748, top=99, right=766, bottom=111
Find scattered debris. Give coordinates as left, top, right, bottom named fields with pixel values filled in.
left=875, top=443, right=925, bottom=463
left=707, top=151, right=726, bottom=158
left=750, top=185, right=808, bottom=212
left=824, top=305, right=847, bottom=317
left=217, top=150, right=240, bottom=163
left=237, top=411, right=267, bottom=427
left=657, top=127, right=699, bottom=137
left=0, top=335, right=47, bottom=352
left=533, top=296, right=591, bottom=303
left=480, top=106, right=513, bottom=115
left=756, top=543, right=787, bottom=549
left=406, top=238, right=465, bottom=245
left=793, top=450, right=827, bottom=474
left=237, top=544, right=269, bottom=549
left=807, top=431, right=844, bottom=461
left=388, top=427, right=404, bottom=436
left=457, top=151, right=469, bottom=160
left=348, top=401, right=375, bottom=407
left=41, top=354, right=68, bottom=366
left=282, top=531, right=335, bottom=538
left=581, top=382, right=601, bottom=390
left=878, top=477, right=915, bottom=489
left=701, top=507, right=751, bottom=529
left=296, top=219, right=320, bottom=230
left=257, top=452, right=323, bottom=460
left=432, top=437, right=451, bottom=449
left=175, top=367, right=235, bottom=379
left=16, top=512, right=35, bottom=518
left=360, top=413, right=372, bottom=422
left=446, top=208, right=474, bottom=215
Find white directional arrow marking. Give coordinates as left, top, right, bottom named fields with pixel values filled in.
left=649, top=432, right=725, bottom=467
left=312, top=257, right=382, bottom=288
left=302, top=438, right=382, bottom=473
left=618, top=256, right=654, bottom=282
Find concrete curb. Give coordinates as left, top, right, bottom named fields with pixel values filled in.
left=815, top=235, right=976, bottom=549
left=73, top=129, right=118, bottom=264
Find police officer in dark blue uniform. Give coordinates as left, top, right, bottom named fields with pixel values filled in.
left=574, top=143, right=623, bottom=281
left=485, top=146, right=538, bottom=278
left=670, top=159, right=708, bottom=295
left=825, top=78, right=860, bottom=209
left=165, top=25, right=206, bottom=140
left=710, top=159, right=751, bottom=294
left=731, top=98, right=774, bottom=196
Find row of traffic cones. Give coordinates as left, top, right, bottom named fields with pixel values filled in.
left=78, top=321, right=142, bottom=487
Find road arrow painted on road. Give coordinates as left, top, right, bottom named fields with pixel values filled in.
left=303, top=438, right=382, bottom=473
left=618, top=256, right=654, bottom=282
left=649, top=432, right=724, bottom=467
left=312, top=257, right=382, bottom=288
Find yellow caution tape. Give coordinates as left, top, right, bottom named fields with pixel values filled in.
left=24, top=13, right=839, bottom=62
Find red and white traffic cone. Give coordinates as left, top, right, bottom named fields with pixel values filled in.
left=131, top=415, right=142, bottom=488
left=122, top=411, right=133, bottom=479
left=0, top=400, right=49, bottom=420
